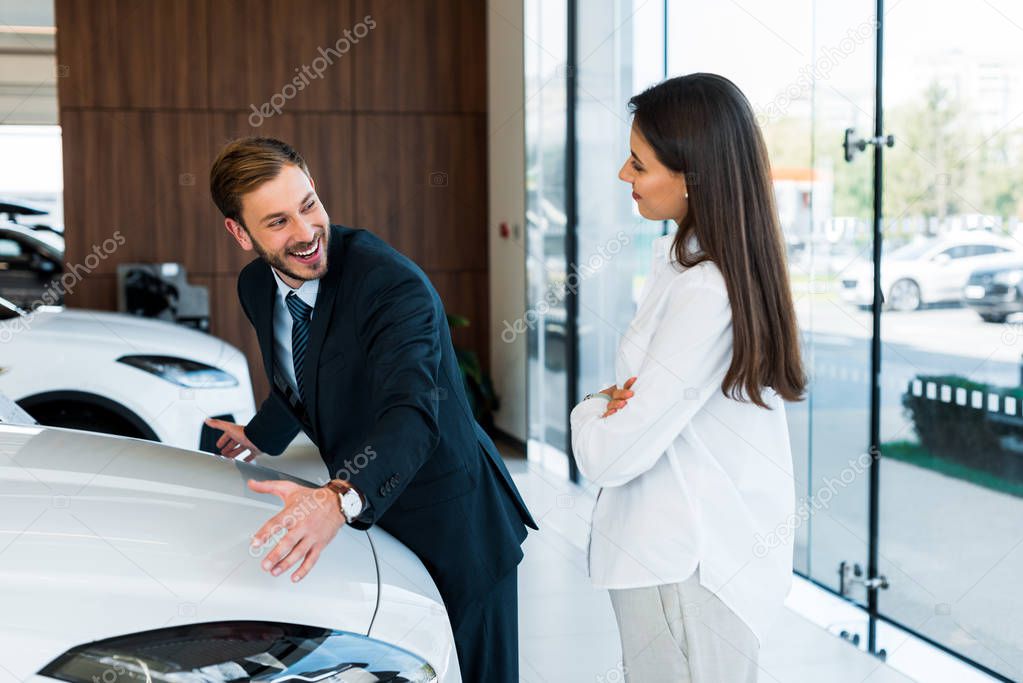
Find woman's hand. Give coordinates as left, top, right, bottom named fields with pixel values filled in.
left=600, top=376, right=637, bottom=418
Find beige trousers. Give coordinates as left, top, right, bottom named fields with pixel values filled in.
left=608, top=567, right=760, bottom=682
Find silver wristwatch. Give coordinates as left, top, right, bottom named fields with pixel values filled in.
left=339, top=488, right=364, bottom=521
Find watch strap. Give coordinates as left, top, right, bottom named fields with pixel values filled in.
left=324, top=479, right=352, bottom=496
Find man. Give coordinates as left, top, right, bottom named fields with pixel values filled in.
left=205, top=136, right=537, bottom=680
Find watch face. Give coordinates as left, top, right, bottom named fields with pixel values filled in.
left=341, top=490, right=362, bottom=519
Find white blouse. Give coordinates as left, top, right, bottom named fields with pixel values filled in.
left=570, top=230, right=796, bottom=647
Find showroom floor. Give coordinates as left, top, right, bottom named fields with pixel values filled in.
left=504, top=454, right=917, bottom=682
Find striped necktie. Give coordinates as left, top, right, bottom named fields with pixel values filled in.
left=285, top=291, right=313, bottom=404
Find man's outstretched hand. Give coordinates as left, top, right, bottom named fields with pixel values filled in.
left=248, top=479, right=345, bottom=583
left=205, top=417, right=262, bottom=462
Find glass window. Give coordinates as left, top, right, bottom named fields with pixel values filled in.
left=880, top=0, right=1023, bottom=675
left=525, top=0, right=1022, bottom=675
left=668, top=0, right=842, bottom=586
left=524, top=0, right=571, bottom=474
left=0, top=0, right=64, bottom=316
left=575, top=0, right=666, bottom=424
left=0, top=237, right=23, bottom=258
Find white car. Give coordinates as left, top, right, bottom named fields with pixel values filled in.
left=0, top=421, right=459, bottom=682
left=838, top=231, right=1022, bottom=311
left=0, top=296, right=256, bottom=451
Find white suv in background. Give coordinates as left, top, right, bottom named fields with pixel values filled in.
left=0, top=296, right=256, bottom=451
left=839, top=231, right=1021, bottom=311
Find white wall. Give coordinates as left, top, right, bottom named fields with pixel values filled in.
left=487, top=0, right=527, bottom=441
left=0, top=2, right=57, bottom=125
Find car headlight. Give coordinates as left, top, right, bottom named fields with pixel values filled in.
left=992, top=270, right=1023, bottom=286
left=38, top=621, right=438, bottom=683
left=117, top=355, right=239, bottom=389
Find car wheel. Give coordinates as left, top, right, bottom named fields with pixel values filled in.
left=980, top=313, right=1008, bottom=324
left=888, top=279, right=921, bottom=312
left=22, top=400, right=153, bottom=440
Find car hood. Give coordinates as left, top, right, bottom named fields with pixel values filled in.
left=18, top=308, right=246, bottom=369
left=0, top=424, right=379, bottom=677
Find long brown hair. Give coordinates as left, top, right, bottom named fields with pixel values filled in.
left=629, top=73, right=806, bottom=407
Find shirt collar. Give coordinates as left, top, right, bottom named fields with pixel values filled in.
left=271, top=267, right=320, bottom=309
left=655, top=227, right=700, bottom=264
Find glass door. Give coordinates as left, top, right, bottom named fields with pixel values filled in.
left=664, top=0, right=878, bottom=602
left=525, top=1, right=1022, bottom=675
left=574, top=0, right=666, bottom=481
left=799, top=0, right=880, bottom=609
left=524, top=0, right=571, bottom=474
left=876, top=0, right=1023, bottom=678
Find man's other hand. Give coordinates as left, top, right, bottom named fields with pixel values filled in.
left=206, top=417, right=262, bottom=461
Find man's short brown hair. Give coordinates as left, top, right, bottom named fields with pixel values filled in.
left=209, top=137, right=311, bottom=227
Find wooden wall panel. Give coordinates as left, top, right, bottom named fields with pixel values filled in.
left=56, top=0, right=491, bottom=409
left=430, top=270, right=490, bottom=375
left=207, top=0, right=357, bottom=112
left=55, top=0, right=209, bottom=109
left=59, top=110, right=217, bottom=275
left=353, top=0, right=486, bottom=113
left=353, top=113, right=487, bottom=270
left=62, top=273, right=118, bottom=311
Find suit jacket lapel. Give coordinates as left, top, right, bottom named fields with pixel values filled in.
left=252, top=264, right=277, bottom=384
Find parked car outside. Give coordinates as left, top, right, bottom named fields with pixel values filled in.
left=839, top=231, right=1021, bottom=311
left=963, top=258, right=1023, bottom=323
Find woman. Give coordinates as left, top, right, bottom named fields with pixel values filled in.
left=570, top=73, right=806, bottom=682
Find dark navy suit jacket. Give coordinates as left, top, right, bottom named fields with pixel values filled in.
left=238, top=224, right=537, bottom=622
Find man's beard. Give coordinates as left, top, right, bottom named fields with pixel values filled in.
left=249, top=228, right=328, bottom=282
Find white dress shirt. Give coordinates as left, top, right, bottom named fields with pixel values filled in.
left=271, top=268, right=319, bottom=397
left=570, top=230, right=795, bottom=647
left=269, top=269, right=366, bottom=518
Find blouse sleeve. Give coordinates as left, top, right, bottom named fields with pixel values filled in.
left=570, top=280, right=733, bottom=488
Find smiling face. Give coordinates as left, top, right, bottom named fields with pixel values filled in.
left=223, top=164, right=330, bottom=288
left=618, top=122, right=689, bottom=224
